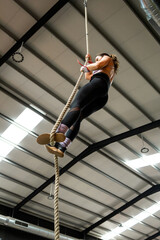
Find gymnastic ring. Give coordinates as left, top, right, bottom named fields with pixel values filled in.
left=141, top=147, right=149, bottom=153
left=12, top=52, right=24, bottom=63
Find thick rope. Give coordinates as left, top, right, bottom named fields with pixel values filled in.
left=50, top=71, right=84, bottom=146
left=54, top=155, right=60, bottom=240
left=50, top=72, right=84, bottom=240
left=51, top=1, right=89, bottom=239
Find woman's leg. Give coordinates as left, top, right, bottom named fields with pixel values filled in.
left=64, top=95, right=108, bottom=144
left=51, top=95, right=108, bottom=156
left=59, top=75, right=109, bottom=132
left=47, top=75, right=109, bottom=156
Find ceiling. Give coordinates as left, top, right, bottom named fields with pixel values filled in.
left=0, top=0, right=160, bottom=239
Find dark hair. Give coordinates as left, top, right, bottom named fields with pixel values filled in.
left=96, top=53, right=110, bottom=57
left=96, top=52, right=119, bottom=74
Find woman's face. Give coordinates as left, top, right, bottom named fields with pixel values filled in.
left=95, top=55, right=102, bottom=62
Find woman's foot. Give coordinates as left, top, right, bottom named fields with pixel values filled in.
left=45, top=142, right=66, bottom=158
left=55, top=142, right=66, bottom=154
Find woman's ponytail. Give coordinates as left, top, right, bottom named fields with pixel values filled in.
left=110, top=54, right=119, bottom=74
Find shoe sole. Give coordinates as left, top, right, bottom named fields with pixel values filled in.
left=37, top=133, right=65, bottom=145
left=45, top=145, right=64, bottom=158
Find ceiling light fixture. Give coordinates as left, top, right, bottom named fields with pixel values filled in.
left=125, top=153, right=160, bottom=169
left=0, top=108, right=43, bottom=159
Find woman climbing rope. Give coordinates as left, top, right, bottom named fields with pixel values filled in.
left=47, top=52, right=119, bottom=157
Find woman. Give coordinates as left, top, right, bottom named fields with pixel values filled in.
left=47, top=53, right=119, bottom=157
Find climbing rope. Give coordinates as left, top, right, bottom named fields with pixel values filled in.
left=50, top=71, right=84, bottom=146
left=50, top=1, right=89, bottom=239
left=54, top=155, right=60, bottom=240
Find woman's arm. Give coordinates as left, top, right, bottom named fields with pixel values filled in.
left=81, top=55, right=111, bottom=80
left=87, top=55, right=110, bottom=72
left=85, top=71, right=93, bottom=80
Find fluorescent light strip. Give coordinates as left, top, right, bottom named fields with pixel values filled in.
left=0, top=108, right=43, bottom=160
left=0, top=139, right=14, bottom=159
left=15, top=108, right=43, bottom=130
left=125, top=153, right=160, bottom=169
left=3, top=116, right=37, bottom=137
left=102, top=201, right=160, bottom=240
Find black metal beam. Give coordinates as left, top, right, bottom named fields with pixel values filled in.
left=145, top=231, right=160, bottom=240
left=0, top=0, right=70, bottom=67
left=13, top=119, right=160, bottom=213
left=83, top=184, right=160, bottom=234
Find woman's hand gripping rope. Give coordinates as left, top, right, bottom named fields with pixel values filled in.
left=77, top=59, right=91, bottom=73
left=77, top=53, right=93, bottom=73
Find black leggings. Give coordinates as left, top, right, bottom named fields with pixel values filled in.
left=62, top=73, right=110, bottom=141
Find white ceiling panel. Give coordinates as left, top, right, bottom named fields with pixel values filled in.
left=0, top=0, right=21, bottom=25
left=142, top=51, right=160, bottom=81
left=0, top=160, right=44, bottom=187
left=0, top=176, right=33, bottom=197
left=28, top=28, right=67, bottom=61
left=48, top=5, right=93, bottom=46
left=0, top=94, right=25, bottom=119
left=0, top=190, right=21, bottom=205
left=18, top=0, right=59, bottom=18
left=0, top=30, right=15, bottom=55
left=101, top=6, right=144, bottom=43
left=122, top=30, right=159, bottom=62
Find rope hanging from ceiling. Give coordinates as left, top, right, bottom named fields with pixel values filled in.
left=37, top=1, right=89, bottom=239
